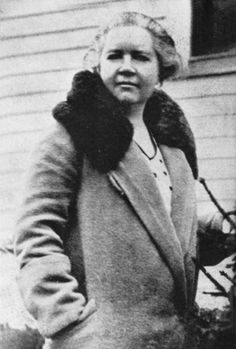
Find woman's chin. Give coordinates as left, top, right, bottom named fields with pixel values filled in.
left=115, top=93, right=139, bottom=105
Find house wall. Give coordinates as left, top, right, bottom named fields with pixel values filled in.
left=0, top=0, right=235, bottom=240
left=165, top=74, right=236, bottom=215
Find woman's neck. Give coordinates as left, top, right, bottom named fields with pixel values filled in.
left=133, top=124, right=157, bottom=159
left=127, top=107, right=156, bottom=159
left=124, top=104, right=156, bottom=156
left=125, top=103, right=145, bottom=128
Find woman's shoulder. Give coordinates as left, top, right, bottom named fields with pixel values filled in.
left=39, top=122, right=75, bottom=148
left=29, top=122, right=79, bottom=171
left=34, top=122, right=76, bottom=155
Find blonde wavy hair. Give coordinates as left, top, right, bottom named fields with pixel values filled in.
left=83, top=11, right=181, bottom=83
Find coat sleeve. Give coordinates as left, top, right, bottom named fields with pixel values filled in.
left=14, top=124, right=95, bottom=338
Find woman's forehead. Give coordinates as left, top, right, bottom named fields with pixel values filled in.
left=102, top=26, right=154, bottom=53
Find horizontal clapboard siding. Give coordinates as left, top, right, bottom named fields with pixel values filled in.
left=165, top=74, right=236, bottom=98
left=0, top=0, right=150, bottom=20
left=1, top=27, right=97, bottom=57
left=164, top=73, right=236, bottom=213
left=196, top=178, right=236, bottom=201
left=199, top=158, right=236, bottom=179
left=177, top=94, right=236, bottom=118
left=0, top=112, right=55, bottom=135
left=0, top=71, right=73, bottom=101
left=198, top=200, right=235, bottom=213
left=0, top=152, right=32, bottom=174
left=0, top=91, right=66, bottom=116
left=0, top=50, right=86, bottom=77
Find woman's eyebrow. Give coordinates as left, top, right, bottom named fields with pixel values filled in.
left=106, top=49, right=122, bottom=53
left=106, top=49, right=152, bottom=55
left=132, top=49, right=152, bottom=56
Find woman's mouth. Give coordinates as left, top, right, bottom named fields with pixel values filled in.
left=117, top=82, right=138, bottom=87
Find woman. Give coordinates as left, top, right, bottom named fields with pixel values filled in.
left=14, top=12, right=225, bottom=349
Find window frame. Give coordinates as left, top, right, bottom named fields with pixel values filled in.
left=188, top=0, right=236, bottom=77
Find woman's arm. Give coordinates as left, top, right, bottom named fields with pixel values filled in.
left=14, top=124, right=94, bottom=338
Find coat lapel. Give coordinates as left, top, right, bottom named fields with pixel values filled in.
left=160, top=145, right=197, bottom=254
left=108, top=142, right=187, bottom=312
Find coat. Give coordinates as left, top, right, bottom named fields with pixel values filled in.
left=14, top=71, right=220, bottom=349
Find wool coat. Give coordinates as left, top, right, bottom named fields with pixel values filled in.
left=14, top=71, right=220, bottom=349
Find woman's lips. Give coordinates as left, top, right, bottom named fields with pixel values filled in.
left=116, top=82, right=138, bottom=87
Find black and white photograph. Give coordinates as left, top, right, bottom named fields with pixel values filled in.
left=0, top=1, right=235, bottom=348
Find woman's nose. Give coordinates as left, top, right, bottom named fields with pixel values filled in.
left=119, top=55, right=135, bottom=73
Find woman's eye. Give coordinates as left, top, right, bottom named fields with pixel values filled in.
left=133, top=54, right=149, bottom=61
left=107, top=53, right=122, bottom=60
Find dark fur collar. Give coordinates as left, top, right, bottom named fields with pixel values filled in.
left=53, top=70, right=198, bottom=179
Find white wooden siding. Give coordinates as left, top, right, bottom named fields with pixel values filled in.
left=164, top=73, right=236, bottom=213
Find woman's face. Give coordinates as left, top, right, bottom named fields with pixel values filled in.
left=99, top=26, right=159, bottom=106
